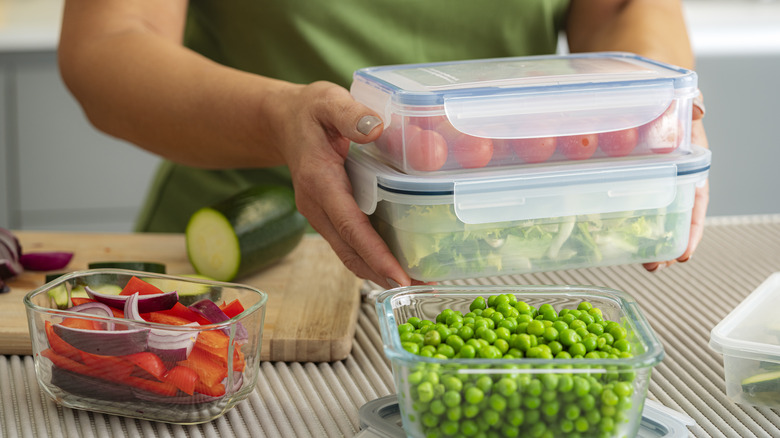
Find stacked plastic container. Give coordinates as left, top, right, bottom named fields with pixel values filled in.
left=347, top=52, right=711, bottom=282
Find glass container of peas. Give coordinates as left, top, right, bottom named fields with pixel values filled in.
left=375, top=285, right=664, bottom=438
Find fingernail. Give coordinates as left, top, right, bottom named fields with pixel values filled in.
left=386, top=278, right=401, bottom=289
left=647, top=263, right=663, bottom=273
left=693, top=90, right=706, bottom=118
left=357, top=115, right=382, bottom=135
left=678, top=254, right=692, bottom=263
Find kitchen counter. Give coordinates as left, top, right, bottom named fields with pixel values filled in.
left=2, top=215, right=780, bottom=437
left=0, top=0, right=63, bottom=52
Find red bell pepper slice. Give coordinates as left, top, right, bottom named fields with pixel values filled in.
left=162, top=365, right=199, bottom=395
left=120, top=276, right=165, bottom=296
left=60, top=317, right=100, bottom=331
left=79, top=351, right=135, bottom=380
left=123, top=352, right=167, bottom=380
left=45, top=321, right=83, bottom=361
left=156, top=302, right=210, bottom=325
left=178, top=346, right=227, bottom=388
left=147, top=312, right=192, bottom=326
left=195, top=379, right=227, bottom=397
left=126, top=375, right=179, bottom=396
left=219, top=299, right=245, bottom=318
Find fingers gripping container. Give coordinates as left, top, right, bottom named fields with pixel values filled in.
left=350, top=52, right=698, bottom=174
left=346, top=143, right=711, bottom=282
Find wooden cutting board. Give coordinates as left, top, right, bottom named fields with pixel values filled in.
left=1, top=231, right=363, bottom=362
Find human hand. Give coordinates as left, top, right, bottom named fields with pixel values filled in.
left=644, top=90, right=709, bottom=272
left=272, top=81, right=415, bottom=289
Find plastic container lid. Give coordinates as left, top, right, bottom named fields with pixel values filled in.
left=346, top=144, right=711, bottom=223
left=710, top=272, right=780, bottom=361
left=351, top=52, right=697, bottom=139
left=356, top=395, right=695, bottom=438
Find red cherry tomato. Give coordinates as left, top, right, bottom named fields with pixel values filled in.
left=640, top=105, right=683, bottom=154
left=451, top=135, right=494, bottom=169
left=489, top=139, right=516, bottom=165
left=406, top=128, right=448, bottom=171
left=598, top=128, right=639, bottom=157
left=506, top=137, right=557, bottom=164
left=411, top=115, right=447, bottom=131
left=432, top=119, right=493, bottom=169
left=557, top=134, right=599, bottom=160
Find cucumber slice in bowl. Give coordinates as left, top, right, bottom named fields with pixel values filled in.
left=185, top=185, right=308, bottom=282
left=742, top=370, right=780, bottom=395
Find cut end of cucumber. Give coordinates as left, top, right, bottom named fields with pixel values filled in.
left=186, top=208, right=241, bottom=282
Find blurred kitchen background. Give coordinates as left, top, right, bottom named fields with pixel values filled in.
left=1, top=0, right=779, bottom=232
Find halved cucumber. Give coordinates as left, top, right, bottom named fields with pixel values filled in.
left=185, top=185, right=307, bottom=281
left=741, top=370, right=780, bottom=395
left=145, top=274, right=217, bottom=306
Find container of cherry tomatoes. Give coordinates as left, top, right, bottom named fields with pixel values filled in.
left=350, top=52, right=698, bottom=174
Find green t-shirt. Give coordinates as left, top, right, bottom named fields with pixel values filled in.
left=136, top=0, right=571, bottom=232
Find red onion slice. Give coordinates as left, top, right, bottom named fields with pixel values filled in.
left=87, top=285, right=178, bottom=312
left=69, top=301, right=116, bottom=330
left=189, top=299, right=248, bottom=343
left=125, top=293, right=199, bottom=362
left=0, top=228, right=22, bottom=262
left=52, top=324, right=149, bottom=356
left=19, top=251, right=74, bottom=271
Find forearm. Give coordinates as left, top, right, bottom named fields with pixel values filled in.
left=59, top=4, right=293, bottom=169
left=566, top=0, right=694, bottom=69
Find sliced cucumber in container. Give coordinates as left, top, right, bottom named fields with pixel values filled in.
left=185, top=184, right=308, bottom=282
left=741, top=370, right=780, bottom=395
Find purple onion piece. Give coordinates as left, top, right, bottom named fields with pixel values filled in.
left=69, top=301, right=116, bottom=330
left=125, top=292, right=199, bottom=362
left=0, top=228, right=22, bottom=262
left=19, top=251, right=74, bottom=271
left=0, top=258, right=23, bottom=281
left=87, top=286, right=178, bottom=312
left=189, top=299, right=248, bottom=343
left=52, top=323, right=149, bottom=356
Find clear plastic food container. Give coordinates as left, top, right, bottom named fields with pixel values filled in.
left=375, top=285, right=665, bottom=438
left=710, top=272, right=780, bottom=409
left=24, top=269, right=267, bottom=424
left=346, top=144, right=711, bottom=282
left=351, top=52, right=698, bottom=174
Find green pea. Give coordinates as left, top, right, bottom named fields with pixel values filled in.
left=613, top=339, right=631, bottom=353
left=608, top=325, right=627, bottom=341
left=429, top=399, right=446, bottom=415
left=508, top=409, right=525, bottom=427
left=479, top=345, right=502, bottom=359
left=460, top=419, right=479, bottom=437
left=579, top=393, right=596, bottom=411
left=541, top=373, right=559, bottom=391
left=406, top=317, right=422, bottom=328
left=489, top=393, right=507, bottom=412
left=557, top=374, right=574, bottom=393
left=601, top=388, right=619, bottom=406
left=421, top=411, right=439, bottom=428
left=445, top=334, right=465, bottom=352
left=543, top=326, right=559, bottom=343
left=514, top=301, right=531, bottom=314
left=577, top=302, right=593, bottom=311
left=569, top=342, right=587, bottom=357
left=446, top=405, right=461, bottom=422
left=527, top=379, right=543, bottom=397
left=458, top=344, right=476, bottom=359
left=442, top=390, right=461, bottom=407
left=458, top=325, right=475, bottom=341
left=559, top=328, right=581, bottom=347
left=547, top=341, right=563, bottom=356
left=417, top=381, right=434, bottom=403
left=582, top=336, right=598, bottom=352
left=555, top=351, right=572, bottom=359
left=440, top=420, right=459, bottom=436
left=524, top=396, right=541, bottom=409
left=421, top=345, right=437, bottom=355
left=437, top=343, right=455, bottom=358
left=498, top=318, right=517, bottom=333
left=470, top=296, right=487, bottom=312
left=423, top=330, right=441, bottom=346
left=526, top=319, right=546, bottom=336
left=574, top=416, right=590, bottom=432
left=463, top=403, right=480, bottom=419
left=494, top=339, right=509, bottom=354
left=409, top=333, right=425, bottom=344
left=542, top=400, right=560, bottom=417
left=573, top=376, right=591, bottom=397
left=495, top=377, right=518, bottom=396
left=565, top=403, right=581, bottom=420
left=614, top=381, right=633, bottom=397
left=465, top=386, right=484, bottom=404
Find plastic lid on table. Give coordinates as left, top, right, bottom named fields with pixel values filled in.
left=355, top=395, right=695, bottom=438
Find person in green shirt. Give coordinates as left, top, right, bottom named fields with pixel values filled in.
left=57, top=0, right=708, bottom=289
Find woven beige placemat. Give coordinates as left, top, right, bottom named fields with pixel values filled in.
left=2, top=215, right=779, bottom=437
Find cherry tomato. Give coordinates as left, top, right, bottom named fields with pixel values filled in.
left=411, top=115, right=447, bottom=131
left=489, top=139, right=516, bottom=165
left=432, top=119, right=493, bottom=169
left=406, top=128, right=448, bottom=171
left=640, top=105, right=683, bottom=154
left=557, top=134, right=598, bottom=160
left=507, top=137, right=557, bottom=164
left=598, top=128, right=639, bottom=157
left=451, top=135, right=494, bottom=169
left=374, top=125, right=405, bottom=162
